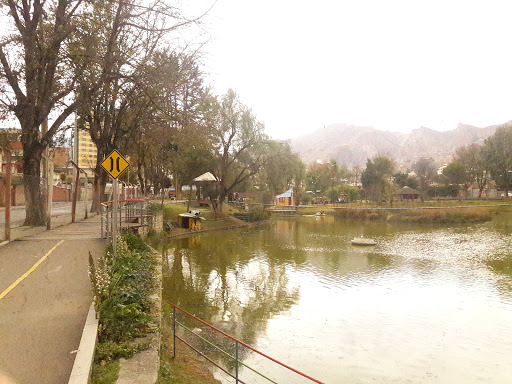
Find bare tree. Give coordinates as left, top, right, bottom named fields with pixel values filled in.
left=0, top=0, right=88, bottom=225
left=76, top=0, right=210, bottom=211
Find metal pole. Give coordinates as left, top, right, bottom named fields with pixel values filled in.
left=106, top=203, right=110, bottom=243
left=235, top=340, right=239, bottom=383
left=173, top=306, right=176, bottom=358
left=5, top=149, right=11, bottom=241
left=112, top=178, right=118, bottom=256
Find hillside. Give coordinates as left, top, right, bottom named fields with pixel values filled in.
left=290, top=122, right=507, bottom=168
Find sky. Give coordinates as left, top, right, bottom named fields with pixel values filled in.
left=183, top=0, right=512, bottom=140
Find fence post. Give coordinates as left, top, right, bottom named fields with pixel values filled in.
left=235, top=340, right=239, bottom=383
left=173, top=306, right=176, bottom=358
left=4, top=149, right=11, bottom=241
left=106, top=204, right=110, bottom=244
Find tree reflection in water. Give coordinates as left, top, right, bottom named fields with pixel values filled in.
left=159, top=230, right=301, bottom=372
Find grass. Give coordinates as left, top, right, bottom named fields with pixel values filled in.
left=157, top=342, right=222, bottom=384
left=157, top=303, right=221, bottom=384
left=291, top=200, right=512, bottom=224
left=158, top=201, right=257, bottom=235
left=90, top=361, right=120, bottom=384
left=163, top=203, right=188, bottom=221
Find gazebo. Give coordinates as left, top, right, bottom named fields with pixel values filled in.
left=395, top=186, right=421, bottom=201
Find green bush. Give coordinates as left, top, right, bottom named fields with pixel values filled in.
left=233, top=207, right=270, bottom=222
left=149, top=202, right=165, bottom=213
left=121, top=230, right=150, bottom=253
left=89, top=233, right=155, bottom=345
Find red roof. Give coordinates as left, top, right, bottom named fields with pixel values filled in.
left=9, top=142, right=22, bottom=150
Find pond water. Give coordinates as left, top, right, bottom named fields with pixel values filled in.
left=160, top=216, right=512, bottom=384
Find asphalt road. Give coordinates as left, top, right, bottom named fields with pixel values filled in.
left=0, top=215, right=104, bottom=384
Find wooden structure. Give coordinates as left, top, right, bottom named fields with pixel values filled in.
left=275, top=188, right=294, bottom=206
left=395, top=186, right=421, bottom=201
left=178, top=211, right=205, bottom=230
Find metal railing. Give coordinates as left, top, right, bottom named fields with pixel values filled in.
left=168, top=301, right=325, bottom=384
left=100, top=198, right=150, bottom=242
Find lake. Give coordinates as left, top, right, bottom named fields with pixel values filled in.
left=160, top=215, right=512, bottom=383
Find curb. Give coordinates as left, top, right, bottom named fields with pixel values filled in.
left=68, top=302, right=98, bottom=384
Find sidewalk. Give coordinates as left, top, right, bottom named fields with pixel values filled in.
left=1, top=202, right=94, bottom=243
left=0, top=214, right=105, bottom=384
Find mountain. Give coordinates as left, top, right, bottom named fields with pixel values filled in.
left=289, top=122, right=507, bottom=169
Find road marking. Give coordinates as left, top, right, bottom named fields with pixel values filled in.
left=0, top=240, right=65, bottom=300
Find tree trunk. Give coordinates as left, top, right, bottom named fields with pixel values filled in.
left=91, top=167, right=108, bottom=212
left=23, top=153, right=45, bottom=226
left=217, top=181, right=227, bottom=213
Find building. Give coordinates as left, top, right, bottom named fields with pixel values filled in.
left=395, top=186, right=421, bottom=201
left=77, top=130, right=97, bottom=170
left=275, top=188, right=294, bottom=206
left=0, top=141, right=23, bottom=174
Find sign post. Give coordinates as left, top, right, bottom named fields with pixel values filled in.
left=101, top=150, right=130, bottom=256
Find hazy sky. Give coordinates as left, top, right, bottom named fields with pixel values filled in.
left=184, top=0, right=512, bottom=140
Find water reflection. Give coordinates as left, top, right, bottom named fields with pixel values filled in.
left=159, top=216, right=512, bottom=383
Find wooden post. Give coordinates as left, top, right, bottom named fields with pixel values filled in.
left=84, top=173, right=88, bottom=219
left=72, top=165, right=80, bottom=223
left=5, top=149, right=11, bottom=241
left=96, top=176, right=100, bottom=214
left=47, top=159, right=53, bottom=230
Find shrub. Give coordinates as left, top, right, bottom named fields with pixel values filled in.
left=89, top=234, right=155, bottom=345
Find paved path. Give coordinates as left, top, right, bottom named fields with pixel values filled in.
left=0, top=214, right=105, bottom=384
left=0, top=201, right=91, bottom=239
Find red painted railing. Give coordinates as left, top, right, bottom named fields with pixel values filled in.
left=169, top=301, right=325, bottom=384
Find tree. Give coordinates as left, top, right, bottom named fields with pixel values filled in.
left=260, top=142, right=304, bottom=197
left=361, top=156, right=395, bottom=204
left=305, top=162, right=335, bottom=194
left=76, top=1, right=207, bottom=211
left=455, top=144, right=488, bottom=198
left=350, top=165, right=363, bottom=186
left=122, top=51, right=215, bottom=199
left=393, top=172, right=419, bottom=190
left=482, top=125, right=512, bottom=197
left=325, top=186, right=340, bottom=203
left=0, top=1, right=88, bottom=224
left=213, top=89, right=269, bottom=212
left=442, top=161, right=468, bottom=186
left=412, top=157, right=436, bottom=201
left=342, top=184, right=360, bottom=202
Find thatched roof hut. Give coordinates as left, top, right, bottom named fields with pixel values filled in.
left=395, top=186, right=421, bottom=200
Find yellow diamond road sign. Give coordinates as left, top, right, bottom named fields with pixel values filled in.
left=101, top=150, right=130, bottom=179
